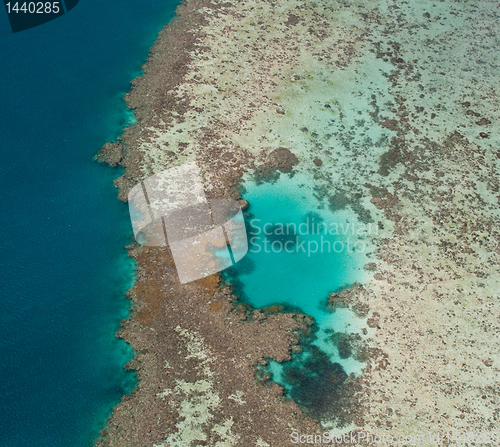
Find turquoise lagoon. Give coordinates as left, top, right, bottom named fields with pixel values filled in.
left=223, top=172, right=375, bottom=421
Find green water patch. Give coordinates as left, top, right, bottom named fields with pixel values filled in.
left=222, top=172, right=375, bottom=424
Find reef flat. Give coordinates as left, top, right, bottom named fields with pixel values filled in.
left=97, top=0, right=500, bottom=445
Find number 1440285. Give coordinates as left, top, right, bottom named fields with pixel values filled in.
left=5, top=2, right=60, bottom=13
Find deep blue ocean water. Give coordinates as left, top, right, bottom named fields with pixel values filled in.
left=0, top=1, right=179, bottom=445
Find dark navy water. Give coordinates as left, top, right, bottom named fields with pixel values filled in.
left=0, top=1, right=179, bottom=445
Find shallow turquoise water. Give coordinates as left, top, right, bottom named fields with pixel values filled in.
left=223, top=173, right=374, bottom=419
left=231, top=174, right=371, bottom=311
